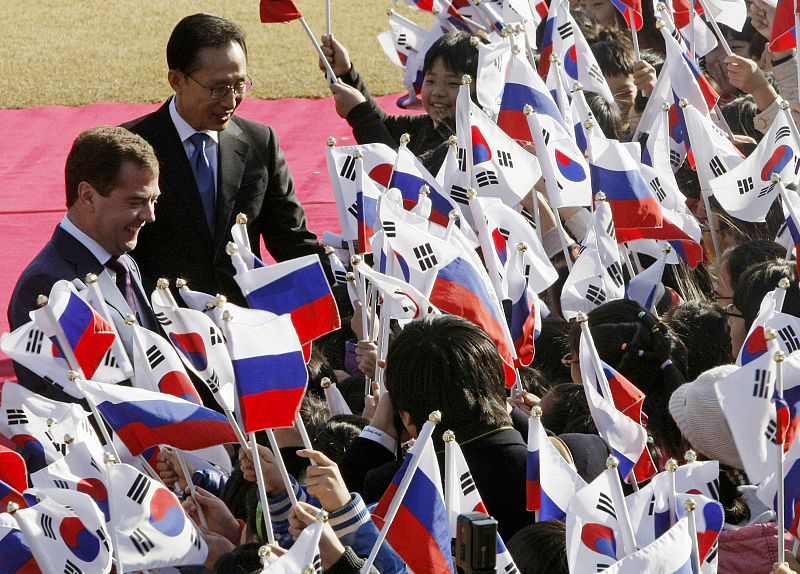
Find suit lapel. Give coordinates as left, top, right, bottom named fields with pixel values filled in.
left=215, top=120, right=249, bottom=250
left=149, top=103, right=214, bottom=246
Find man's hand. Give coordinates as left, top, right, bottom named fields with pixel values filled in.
left=181, top=486, right=241, bottom=543
left=157, top=449, right=188, bottom=491
left=238, top=444, right=286, bottom=495
left=355, top=340, right=378, bottom=379
left=330, top=80, right=367, bottom=119
left=725, top=54, right=777, bottom=111
left=289, top=502, right=347, bottom=570
left=633, top=60, right=657, bottom=98
left=320, top=34, right=352, bottom=76
left=298, top=449, right=351, bottom=511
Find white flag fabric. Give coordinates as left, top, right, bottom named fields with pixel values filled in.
left=625, top=246, right=667, bottom=313
left=456, top=84, right=541, bottom=207
left=260, top=520, right=324, bottom=573
left=323, top=380, right=352, bottom=416
left=14, top=488, right=112, bottom=574
left=602, top=517, right=694, bottom=573
left=105, top=462, right=208, bottom=570
left=710, top=107, right=800, bottom=222
left=354, top=259, right=436, bottom=321
left=737, top=287, right=800, bottom=366
left=475, top=37, right=512, bottom=113
left=151, top=288, right=236, bottom=413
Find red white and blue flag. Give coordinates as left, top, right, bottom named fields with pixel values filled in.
left=79, top=378, right=238, bottom=456
left=232, top=254, right=341, bottom=348
left=0, top=513, right=38, bottom=574
left=130, top=324, right=201, bottom=405
left=372, top=433, right=454, bottom=573
left=0, top=445, right=27, bottom=510
left=610, top=0, right=643, bottom=29
left=737, top=287, right=800, bottom=366
left=601, top=518, right=694, bottom=573
left=770, top=0, right=798, bottom=52
left=758, top=437, right=800, bottom=535
left=526, top=410, right=587, bottom=517
left=221, top=304, right=308, bottom=431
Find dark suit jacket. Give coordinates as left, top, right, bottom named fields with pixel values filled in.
left=7, top=225, right=157, bottom=401
left=123, top=101, right=327, bottom=303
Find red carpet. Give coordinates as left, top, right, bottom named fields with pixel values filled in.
left=0, top=94, right=415, bottom=371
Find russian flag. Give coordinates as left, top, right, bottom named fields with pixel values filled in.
left=610, top=0, right=643, bottom=30
left=509, top=269, right=540, bottom=367
left=0, top=518, right=38, bottom=574
left=388, top=169, right=425, bottom=211
left=430, top=257, right=517, bottom=386
left=784, top=457, right=800, bottom=535
left=225, top=308, right=308, bottom=431
left=590, top=138, right=663, bottom=230
left=771, top=0, right=797, bottom=52
left=356, top=190, right=379, bottom=254
left=234, top=254, right=340, bottom=346
left=0, top=446, right=27, bottom=509
left=389, top=145, right=458, bottom=228
left=537, top=10, right=555, bottom=77
left=79, top=379, right=237, bottom=456
left=372, top=438, right=454, bottom=574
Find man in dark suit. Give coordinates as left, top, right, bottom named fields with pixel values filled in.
left=123, top=13, right=326, bottom=303
left=7, top=126, right=161, bottom=401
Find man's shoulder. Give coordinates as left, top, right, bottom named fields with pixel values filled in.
left=122, top=102, right=171, bottom=136
left=229, top=115, right=275, bottom=143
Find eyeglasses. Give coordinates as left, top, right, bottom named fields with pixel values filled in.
left=723, top=303, right=744, bottom=319
left=711, top=291, right=733, bottom=304
left=184, top=72, right=253, bottom=99
left=561, top=353, right=579, bottom=367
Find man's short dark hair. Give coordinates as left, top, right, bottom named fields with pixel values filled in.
left=422, top=31, right=480, bottom=82
left=385, top=314, right=511, bottom=437
left=65, top=126, right=158, bottom=208
left=167, top=13, right=248, bottom=73
left=591, top=31, right=635, bottom=77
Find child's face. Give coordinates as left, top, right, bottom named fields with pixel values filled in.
left=421, top=57, right=462, bottom=125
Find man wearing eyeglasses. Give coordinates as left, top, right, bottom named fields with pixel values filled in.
left=124, top=13, right=326, bottom=301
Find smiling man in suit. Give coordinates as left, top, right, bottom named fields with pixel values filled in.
left=123, top=13, right=326, bottom=302
left=8, top=126, right=161, bottom=400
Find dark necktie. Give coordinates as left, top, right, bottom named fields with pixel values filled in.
left=189, top=132, right=216, bottom=231
left=106, top=256, right=138, bottom=318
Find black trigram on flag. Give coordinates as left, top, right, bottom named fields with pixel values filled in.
left=53, top=479, right=70, bottom=490
left=557, top=22, right=573, bottom=39
left=347, top=202, right=358, bottom=219
left=541, top=128, right=550, bottom=146
left=191, top=527, right=202, bottom=550
left=669, top=150, right=683, bottom=168
left=96, top=527, right=110, bottom=552
left=155, top=312, right=172, bottom=326
left=647, top=493, right=657, bottom=516
left=586, top=284, right=606, bottom=305
left=497, top=149, right=513, bottom=168
left=737, top=177, right=754, bottom=195
left=46, top=433, right=68, bottom=457
left=765, top=419, right=779, bottom=444
left=210, top=326, right=224, bottom=345
left=41, top=513, right=56, bottom=539
left=382, top=220, right=396, bottom=237
left=794, top=156, right=800, bottom=175
left=605, top=218, right=615, bottom=239
left=709, top=156, right=727, bottom=177
left=146, top=344, right=165, bottom=370
left=752, top=368, right=770, bottom=399
left=333, top=268, right=348, bottom=284
left=606, top=263, right=624, bottom=289
left=460, top=470, right=477, bottom=496
left=649, top=177, right=666, bottom=203
left=596, top=562, right=612, bottom=572
left=776, top=126, right=791, bottom=142
left=520, top=207, right=537, bottom=229
left=339, top=155, right=356, bottom=182
left=413, top=243, right=438, bottom=271
left=458, top=147, right=467, bottom=172
left=596, top=492, right=616, bottom=519
left=450, top=185, right=470, bottom=205
left=397, top=33, right=408, bottom=47
left=206, top=370, right=221, bottom=393
left=758, top=183, right=776, bottom=198
left=64, top=560, right=83, bottom=574
left=587, top=64, right=605, bottom=84
left=779, top=325, right=800, bottom=353
left=706, top=542, right=719, bottom=564
left=504, top=562, right=520, bottom=574
left=707, top=479, right=720, bottom=501
left=475, top=169, right=499, bottom=188
left=25, top=327, right=44, bottom=354
left=127, top=474, right=151, bottom=505
left=6, top=408, right=27, bottom=425
left=102, top=349, right=117, bottom=368
left=130, top=527, right=155, bottom=556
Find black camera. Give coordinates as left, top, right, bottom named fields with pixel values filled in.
left=455, top=511, right=498, bottom=574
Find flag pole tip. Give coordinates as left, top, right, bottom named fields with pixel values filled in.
left=36, top=294, right=49, bottom=307
left=124, top=313, right=136, bottom=325
left=103, top=451, right=117, bottom=464
left=656, top=2, right=667, bottom=10
left=779, top=277, right=791, bottom=290
left=6, top=502, right=19, bottom=515
left=764, top=328, right=778, bottom=341
left=320, top=377, right=332, bottom=389
left=780, top=99, right=790, bottom=111
left=466, top=188, right=478, bottom=200
left=400, top=133, right=411, bottom=145
left=226, top=242, right=239, bottom=256
left=572, top=82, right=583, bottom=92
left=442, top=430, right=456, bottom=442
left=523, top=104, right=533, bottom=115
left=351, top=255, right=362, bottom=266
left=63, top=433, right=74, bottom=445
left=531, top=405, right=543, bottom=418
left=316, top=509, right=329, bottom=522
left=678, top=98, right=689, bottom=108
left=46, top=417, right=57, bottom=428
left=175, top=278, right=187, bottom=289
left=428, top=410, right=442, bottom=423
left=258, top=545, right=272, bottom=561
left=215, top=294, right=227, bottom=308
left=661, top=102, right=671, bottom=112
left=303, top=566, right=316, bottom=574
left=684, top=449, right=697, bottom=463
left=345, top=271, right=356, bottom=282
left=605, top=454, right=619, bottom=469
left=447, top=135, right=458, bottom=145
left=511, top=45, right=521, bottom=54
left=595, top=191, right=607, bottom=202
left=771, top=173, right=782, bottom=184
left=419, top=184, right=430, bottom=196
left=576, top=312, right=588, bottom=323
left=683, top=498, right=697, bottom=512
left=469, top=36, right=481, bottom=47
left=236, top=212, right=249, bottom=225
left=67, top=370, right=80, bottom=382
left=84, top=272, right=98, bottom=285
left=461, top=74, right=472, bottom=85
left=517, top=242, right=529, bottom=252
left=326, top=136, right=337, bottom=147
left=775, top=350, right=786, bottom=363
left=386, top=8, right=394, bottom=15
left=156, top=278, right=170, bottom=290
left=665, top=458, right=679, bottom=472
left=324, top=245, right=335, bottom=255
left=583, top=118, right=595, bottom=130
left=655, top=18, right=665, bottom=29
left=449, top=210, right=460, bottom=221
left=662, top=243, right=672, bottom=253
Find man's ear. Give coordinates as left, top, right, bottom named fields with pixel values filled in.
left=399, top=410, right=419, bottom=438
left=76, top=181, right=98, bottom=213
left=168, top=69, right=183, bottom=93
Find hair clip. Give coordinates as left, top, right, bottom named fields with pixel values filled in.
left=638, top=349, right=645, bottom=357
left=651, top=324, right=661, bottom=333
left=637, top=311, right=647, bottom=319
left=660, top=359, right=673, bottom=370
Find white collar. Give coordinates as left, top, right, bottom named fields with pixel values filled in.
left=59, top=214, right=114, bottom=265
left=169, top=96, right=219, bottom=144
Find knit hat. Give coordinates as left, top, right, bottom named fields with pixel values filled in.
left=668, top=364, right=743, bottom=469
